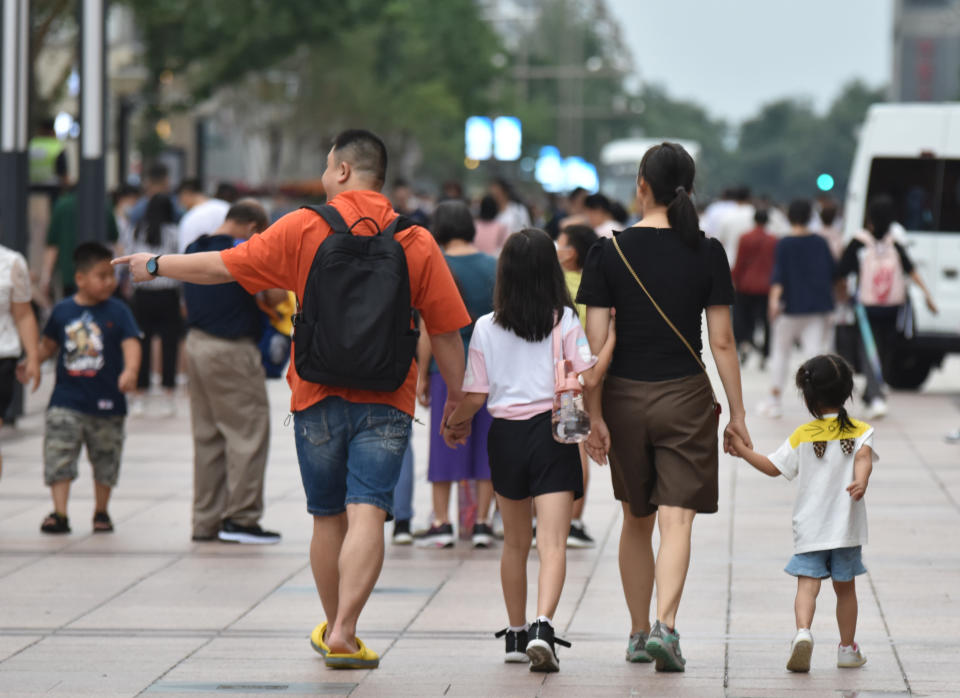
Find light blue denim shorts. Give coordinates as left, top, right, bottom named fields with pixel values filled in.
left=293, top=397, right=412, bottom=520
left=785, top=546, right=867, bottom=582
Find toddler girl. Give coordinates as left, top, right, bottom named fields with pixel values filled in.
left=730, top=354, right=874, bottom=673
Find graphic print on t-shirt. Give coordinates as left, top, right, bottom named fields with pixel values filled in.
left=63, top=312, right=105, bottom=376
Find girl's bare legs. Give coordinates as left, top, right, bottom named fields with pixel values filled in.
left=833, top=579, right=857, bottom=645
left=795, top=576, right=822, bottom=629
left=619, top=503, right=656, bottom=634
left=655, top=505, right=696, bottom=628
left=532, top=491, right=574, bottom=618
left=496, top=494, right=533, bottom=627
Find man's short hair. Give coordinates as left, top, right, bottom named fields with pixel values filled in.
left=226, top=199, right=269, bottom=233
left=177, top=178, right=204, bottom=195
left=145, top=162, right=169, bottom=184
left=74, top=242, right=113, bottom=273
left=583, top=193, right=611, bottom=212
left=332, top=129, right=388, bottom=190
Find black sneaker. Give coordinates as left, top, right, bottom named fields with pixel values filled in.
left=218, top=520, right=281, bottom=545
left=472, top=522, right=494, bottom=548
left=525, top=620, right=571, bottom=673
left=392, top=519, right=413, bottom=545
left=566, top=520, right=595, bottom=548
left=415, top=522, right=454, bottom=548
left=494, top=626, right=529, bottom=663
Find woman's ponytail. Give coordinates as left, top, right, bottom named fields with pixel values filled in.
left=638, top=143, right=700, bottom=247
left=667, top=186, right=700, bottom=248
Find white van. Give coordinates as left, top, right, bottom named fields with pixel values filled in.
left=844, top=103, right=960, bottom=389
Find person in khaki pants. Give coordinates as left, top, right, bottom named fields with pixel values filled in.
left=181, top=200, right=286, bottom=544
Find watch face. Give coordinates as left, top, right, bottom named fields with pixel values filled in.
left=146, top=258, right=158, bottom=274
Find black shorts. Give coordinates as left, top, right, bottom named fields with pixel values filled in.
left=0, top=358, right=17, bottom=417
left=487, top=411, right=583, bottom=501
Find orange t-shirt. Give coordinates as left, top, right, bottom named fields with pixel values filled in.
left=221, top=190, right=470, bottom=416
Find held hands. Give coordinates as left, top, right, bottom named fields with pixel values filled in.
left=111, top=253, right=153, bottom=283
left=16, top=357, right=41, bottom=392
left=584, top=418, right=610, bottom=465
left=442, top=419, right=471, bottom=449
left=118, top=369, right=138, bottom=394
left=723, top=414, right=752, bottom=456
left=846, top=479, right=868, bottom=501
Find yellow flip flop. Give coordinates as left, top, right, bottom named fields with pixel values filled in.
left=310, top=621, right=330, bottom=657
left=324, top=637, right=380, bottom=669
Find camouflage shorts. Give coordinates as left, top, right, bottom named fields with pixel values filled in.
left=44, top=407, right=125, bottom=487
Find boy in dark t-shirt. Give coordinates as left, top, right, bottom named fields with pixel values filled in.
left=38, top=243, right=141, bottom=534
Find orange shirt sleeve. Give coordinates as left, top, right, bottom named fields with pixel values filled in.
left=408, top=229, right=471, bottom=335
left=220, top=209, right=309, bottom=295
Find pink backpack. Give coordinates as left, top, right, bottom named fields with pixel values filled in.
left=854, top=230, right=906, bottom=306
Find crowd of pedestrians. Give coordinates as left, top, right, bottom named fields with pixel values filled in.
left=0, top=130, right=912, bottom=677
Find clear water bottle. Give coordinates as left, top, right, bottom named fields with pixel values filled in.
left=552, top=358, right=591, bottom=443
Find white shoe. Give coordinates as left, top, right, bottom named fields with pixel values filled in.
left=837, top=642, right=867, bottom=668
left=786, top=629, right=813, bottom=673
left=757, top=399, right=782, bottom=419
left=867, top=398, right=888, bottom=419
left=157, top=396, right=177, bottom=418
left=129, top=398, right=146, bottom=417
left=945, top=429, right=960, bottom=443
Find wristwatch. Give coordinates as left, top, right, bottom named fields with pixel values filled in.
left=146, top=255, right=162, bottom=277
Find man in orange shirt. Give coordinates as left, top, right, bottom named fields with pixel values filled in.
left=115, top=130, right=471, bottom=669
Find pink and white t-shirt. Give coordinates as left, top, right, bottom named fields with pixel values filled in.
left=462, top=306, right=597, bottom=420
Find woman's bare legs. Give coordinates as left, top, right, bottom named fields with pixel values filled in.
left=619, top=503, right=656, bottom=634
left=655, top=505, right=696, bottom=628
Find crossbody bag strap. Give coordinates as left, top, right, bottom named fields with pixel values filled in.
left=611, top=235, right=706, bottom=372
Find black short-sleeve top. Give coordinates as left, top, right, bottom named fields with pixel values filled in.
left=576, top=227, right=734, bottom=382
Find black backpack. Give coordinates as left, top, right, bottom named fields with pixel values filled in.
left=292, top=205, right=419, bottom=391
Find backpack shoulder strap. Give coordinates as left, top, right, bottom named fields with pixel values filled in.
left=382, top=214, right=416, bottom=239
left=300, top=204, right=349, bottom=234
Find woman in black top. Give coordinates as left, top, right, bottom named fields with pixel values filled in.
left=836, top=195, right=937, bottom=416
left=578, top=143, right=750, bottom=671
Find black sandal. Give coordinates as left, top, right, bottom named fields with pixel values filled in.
left=92, top=511, right=114, bottom=533
left=40, top=511, right=70, bottom=534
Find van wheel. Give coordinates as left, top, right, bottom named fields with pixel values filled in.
left=885, top=350, right=933, bottom=390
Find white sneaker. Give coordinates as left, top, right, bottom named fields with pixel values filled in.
left=867, top=398, right=888, bottom=419
left=129, top=398, right=146, bottom=417
left=157, top=396, right=177, bottom=418
left=786, top=628, right=813, bottom=673
left=837, top=642, right=867, bottom=668
left=757, top=399, right=782, bottom=419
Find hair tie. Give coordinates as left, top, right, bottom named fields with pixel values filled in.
left=675, top=186, right=687, bottom=197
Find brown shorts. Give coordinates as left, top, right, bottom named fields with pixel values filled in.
left=603, top=373, right=719, bottom=517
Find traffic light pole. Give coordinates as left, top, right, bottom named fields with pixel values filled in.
left=77, top=0, right=108, bottom=243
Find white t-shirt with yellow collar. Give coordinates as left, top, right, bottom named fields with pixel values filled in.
left=768, top=416, right=877, bottom=554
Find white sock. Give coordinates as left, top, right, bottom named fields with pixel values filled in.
left=509, top=624, right=528, bottom=633
left=571, top=518, right=583, bottom=528
left=536, top=615, right=553, bottom=627
left=840, top=643, right=856, bottom=650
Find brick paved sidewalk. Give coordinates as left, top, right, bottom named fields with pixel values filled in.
left=0, top=358, right=957, bottom=697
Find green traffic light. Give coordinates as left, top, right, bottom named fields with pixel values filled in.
left=817, top=173, right=835, bottom=192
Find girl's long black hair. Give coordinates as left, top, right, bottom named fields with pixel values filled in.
left=135, top=194, right=176, bottom=248
left=637, top=142, right=700, bottom=247
left=796, top=354, right=856, bottom=433
left=493, top=228, right=574, bottom=342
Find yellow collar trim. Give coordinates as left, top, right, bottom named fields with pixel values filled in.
left=788, top=418, right=870, bottom=448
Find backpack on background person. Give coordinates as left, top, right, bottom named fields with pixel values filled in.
left=853, top=231, right=906, bottom=307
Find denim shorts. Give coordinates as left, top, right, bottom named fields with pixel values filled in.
left=294, top=397, right=412, bottom=520
left=785, top=546, right=867, bottom=582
